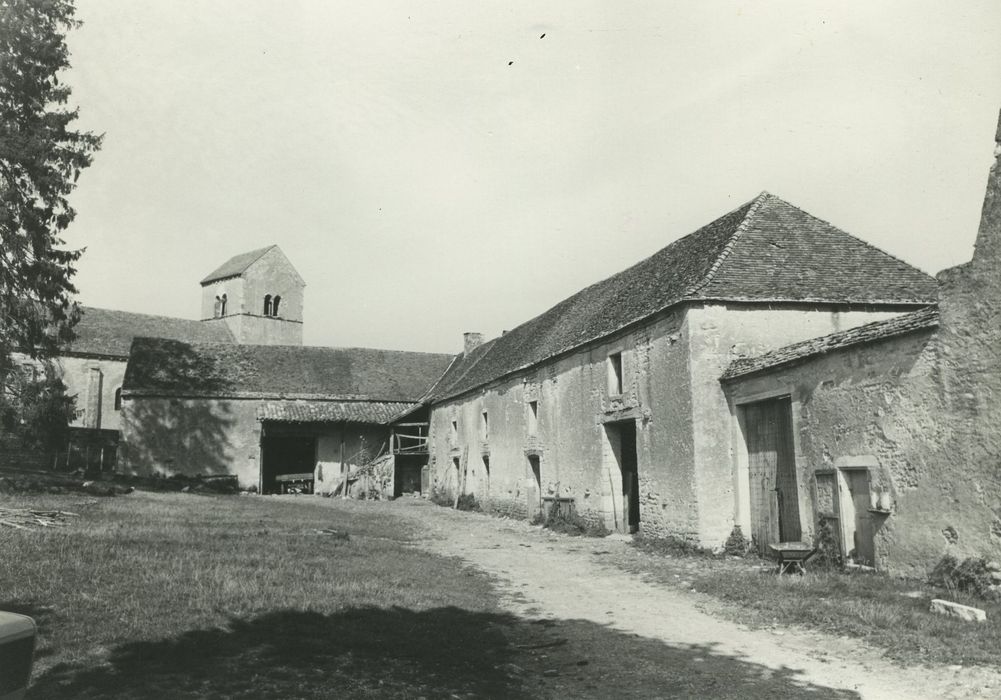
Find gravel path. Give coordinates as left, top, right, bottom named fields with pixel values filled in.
left=393, top=501, right=1001, bottom=700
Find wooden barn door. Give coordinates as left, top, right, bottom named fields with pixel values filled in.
left=743, top=397, right=800, bottom=551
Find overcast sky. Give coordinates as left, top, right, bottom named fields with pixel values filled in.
left=61, top=1, right=1001, bottom=353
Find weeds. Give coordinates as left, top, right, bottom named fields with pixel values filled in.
left=455, top=494, right=481, bottom=512
left=929, top=555, right=1000, bottom=600
left=722, top=525, right=749, bottom=557
left=541, top=501, right=608, bottom=537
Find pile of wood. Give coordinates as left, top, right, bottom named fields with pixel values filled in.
left=0, top=508, right=77, bottom=530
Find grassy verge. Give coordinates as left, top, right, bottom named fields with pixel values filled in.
left=608, top=537, right=1001, bottom=668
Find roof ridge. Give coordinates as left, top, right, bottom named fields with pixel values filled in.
left=684, top=191, right=770, bottom=297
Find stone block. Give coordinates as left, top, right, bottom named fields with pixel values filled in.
left=929, top=599, right=987, bottom=623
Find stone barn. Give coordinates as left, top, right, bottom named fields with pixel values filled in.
left=424, top=192, right=936, bottom=547
left=119, top=339, right=453, bottom=494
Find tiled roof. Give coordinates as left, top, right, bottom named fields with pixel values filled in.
left=431, top=192, right=937, bottom=402
left=257, top=400, right=418, bottom=424
left=122, top=337, right=455, bottom=401
left=721, top=306, right=939, bottom=381
left=65, top=306, right=234, bottom=358
left=200, top=245, right=275, bottom=284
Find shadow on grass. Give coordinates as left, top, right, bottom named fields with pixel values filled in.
left=29, top=606, right=859, bottom=699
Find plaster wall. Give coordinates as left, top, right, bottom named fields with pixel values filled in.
left=719, top=328, right=1000, bottom=576
left=686, top=304, right=907, bottom=547
left=119, top=396, right=262, bottom=488
left=55, top=355, right=127, bottom=431
left=429, top=310, right=700, bottom=537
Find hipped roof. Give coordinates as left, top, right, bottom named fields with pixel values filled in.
left=431, top=192, right=937, bottom=402
left=122, top=338, right=454, bottom=401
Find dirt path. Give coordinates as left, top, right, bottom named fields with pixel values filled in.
left=392, top=501, right=1000, bottom=699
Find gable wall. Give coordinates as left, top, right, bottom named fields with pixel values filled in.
left=686, top=304, right=907, bottom=547
left=57, top=355, right=128, bottom=431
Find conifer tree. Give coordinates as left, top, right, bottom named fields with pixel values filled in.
left=0, top=0, right=101, bottom=369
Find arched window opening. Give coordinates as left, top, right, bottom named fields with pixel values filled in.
left=263, top=294, right=272, bottom=316
left=219, top=294, right=227, bottom=316
left=272, top=295, right=281, bottom=316
left=114, top=387, right=122, bottom=411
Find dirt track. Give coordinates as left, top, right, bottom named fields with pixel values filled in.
left=392, top=500, right=1001, bottom=700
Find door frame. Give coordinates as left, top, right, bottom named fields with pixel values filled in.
left=731, top=387, right=805, bottom=548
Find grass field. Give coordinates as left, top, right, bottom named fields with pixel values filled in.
left=0, top=491, right=530, bottom=699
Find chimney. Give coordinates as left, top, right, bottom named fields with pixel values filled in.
left=972, top=108, right=1001, bottom=275
left=463, top=332, right=484, bottom=356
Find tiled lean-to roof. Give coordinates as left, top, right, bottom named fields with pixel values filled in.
left=431, top=192, right=937, bottom=402
left=65, top=307, right=235, bottom=359
left=122, top=337, right=455, bottom=401
left=721, top=306, right=940, bottom=381
left=200, top=245, right=276, bottom=284
left=256, top=401, right=417, bottom=425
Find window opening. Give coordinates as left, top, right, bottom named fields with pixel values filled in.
left=219, top=293, right=227, bottom=316
left=114, top=387, right=122, bottom=411
left=608, top=352, right=623, bottom=395
left=273, top=295, right=281, bottom=316
left=527, top=400, right=538, bottom=436
left=481, top=411, right=489, bottom=441
left=263, top=294, right=272, bottom=316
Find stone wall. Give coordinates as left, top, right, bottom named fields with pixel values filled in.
left=55, top=355, right=127, bottom=431
left=119, top=396, right=262, bottom=487
left=722, top=328, right=951, bottom=574
left=428, top=303, right=903, bottom=546
left=199, top=247, right=305, bottom=346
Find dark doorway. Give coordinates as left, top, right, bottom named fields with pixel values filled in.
left=261, top=435, right=316, bottom=495
left=527, top=455, right=542, bottom=519
left=394, top=455, right=425, bottom=497
left=606, top=420, right=639, bottom=534
left=742, top=396, right=800, bottom=550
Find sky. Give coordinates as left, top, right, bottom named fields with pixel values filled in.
left=60, top=1, right=1001, bottom=353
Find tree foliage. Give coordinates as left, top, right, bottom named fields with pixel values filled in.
left=0, top=360, right=76, bottom=449
left=0, top=0, right=101, bottom=374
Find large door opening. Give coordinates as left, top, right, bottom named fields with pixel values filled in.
left=393, top=454, right=425, bottom=497
left=742, top=396, right=800, bottom=551
left=605, top=420, right=640, bottom=534
left=261, top=435, right=316, bottom=494
left=527, top=455, right=542, bottom=519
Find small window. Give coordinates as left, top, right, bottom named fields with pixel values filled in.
left=527, top=400, right=538, bottom=436
left=481, top=411, right=489, bottom=441
left=114, top=387, right=122, bottom=411
left=451, top=419, right=458, bottom=441
left=273, top=295, right=281, bottom=316
left=608, top=352, right=623, bottom=395
left=219, top=293, right=227, bottom=316
left=263, top=294, right=272, bottom=316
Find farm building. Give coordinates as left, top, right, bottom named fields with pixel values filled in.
left=423, top=192, right=936, bottom=549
